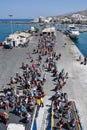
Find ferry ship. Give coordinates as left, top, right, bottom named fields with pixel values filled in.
left=67, top=24, right=80, bottom=39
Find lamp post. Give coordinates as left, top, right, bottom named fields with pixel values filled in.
left=9, top=14, right=13, bottom=34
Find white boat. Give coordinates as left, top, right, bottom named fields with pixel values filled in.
left=67, top=24, right=80, bottom=39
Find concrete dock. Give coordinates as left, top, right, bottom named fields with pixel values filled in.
left=0, top=30, right=87, bottom=130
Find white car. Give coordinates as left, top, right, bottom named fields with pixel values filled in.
left=7, top=123, right=25, bottom=130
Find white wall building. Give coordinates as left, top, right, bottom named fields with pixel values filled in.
left=61, top=17, right=72, bottom=23
left=71, top=13, right=87, bottom=22
left=3, top=32, right=31, bottom=47
left=33, top=18, right=39, bottom=23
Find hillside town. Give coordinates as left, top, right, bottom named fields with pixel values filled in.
left=33, top=10, right=87, bottom=24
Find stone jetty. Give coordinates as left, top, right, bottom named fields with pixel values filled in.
left=0, top=28, right=87, bottom=130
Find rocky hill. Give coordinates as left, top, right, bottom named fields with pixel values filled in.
left=77, top=9, right=87, bottom=16
left=68, top=9, right=87, bottom=17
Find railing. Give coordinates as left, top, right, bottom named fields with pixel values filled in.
left=72, top=101, right=83, bottom=130
left=30, top=106, right=37, bottom=130
left=51, top=100, right=83, bottom=130
left=51, top=101, right=54, bottom=130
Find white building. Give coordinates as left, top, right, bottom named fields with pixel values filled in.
left=39, top=16, right=46, bottom=22
left=61, top=17, right=72, bottom=23
left=42, top=27, right=56, bottom=36
left=33, top=18, right=39, bottom=23
left=71, top=13, right=87, bottom=22
left=3, top=32, right=31, bottom=47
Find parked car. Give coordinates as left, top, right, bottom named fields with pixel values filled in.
left=7, top=123, right=25, bottom=130
left=0, top=42, right=3, bottom=46
left=3, top=44, right=13, bottom=49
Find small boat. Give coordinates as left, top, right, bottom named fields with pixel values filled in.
left=67, top=24, right=80, bottom=39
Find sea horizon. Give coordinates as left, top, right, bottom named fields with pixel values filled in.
left=0, top=18, right=34, bottom=22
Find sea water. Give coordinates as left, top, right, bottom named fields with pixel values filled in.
left=56, top=24, right=87, bottom=58
left=0, top=23, right=32, bottom=42
left=74, top=32, right=87, bottom=58
left=0, top=21, right=87, bottom=58
left=0, top=19, right=34, bottom=42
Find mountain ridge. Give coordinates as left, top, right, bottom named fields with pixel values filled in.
left=67, top=9, right=87, bottom=17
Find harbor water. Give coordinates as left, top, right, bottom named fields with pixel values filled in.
left=0, top=20, right=87, bottom=57
left=74, top=32, right=87, bottom=57
left=0, top=19, right=34, bottom=42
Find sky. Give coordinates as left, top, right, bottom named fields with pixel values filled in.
left=0, top=0, right=87, bottom=19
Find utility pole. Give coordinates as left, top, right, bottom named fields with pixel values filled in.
left=9, top=14, right=13, bottom=34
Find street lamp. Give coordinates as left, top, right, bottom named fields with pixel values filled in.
left=9, top=14, right=13, bottom=34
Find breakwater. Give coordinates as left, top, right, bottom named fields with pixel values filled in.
left=0, top=21, right=39, bottom=24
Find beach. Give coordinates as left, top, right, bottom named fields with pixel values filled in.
left=0, top=30, right=87, bottom=130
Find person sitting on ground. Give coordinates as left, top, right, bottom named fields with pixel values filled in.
left=14, top=103, right=20, bottom=115
left=65, top=72, right=69, bottom=79
left=26, top=112, right=31, bottom=123
left=0, top=112, right=9, bottom=126
left=43, top=73, right=46, bottom=82
left=4, top=112, right=9, bottom=126
left=4, top=99, right=9, bottom=111
left=70, top=118, right=76, bottom=128
left=64, top=93, right=68, bottom=103
left=57, top=117, right=65, bottom=130
left=10, top=77, right=16, bottom=84
left=59, top=53, right=61, bottom=59
left=19, top=103, right=26, bottom=117
left=3, top=86, right=7, bottom=96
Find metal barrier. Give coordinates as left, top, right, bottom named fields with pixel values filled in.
left=72, top=101, right=83, bottom=130
left=51, top=101, right=54, bottom=130
left=30, top=106, right=37, bottom=130
left=30, top=101, right=83, bottom=130
left=51, top=100, right=83, bottom=130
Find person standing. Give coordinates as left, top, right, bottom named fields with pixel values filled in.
left=43, top=73, right=46, bottom=82
left=40, top=97, right=44, bottom=107
left=84, top=57, right=86, bottom=65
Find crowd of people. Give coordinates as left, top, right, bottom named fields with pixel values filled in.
left=0, top=28, right=79, bottom=130
left=49, top=48, right=79, bottom=129
left=0, top=30, right=57, bottom=128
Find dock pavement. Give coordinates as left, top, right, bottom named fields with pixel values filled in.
left=35, top=31, right=87, bottom=130
left=0, top=30, right=87, bottom=130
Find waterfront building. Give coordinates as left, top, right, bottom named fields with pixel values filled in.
left=3, top=32, right=31, bottom=47
left=71, top=13, right=87, bottom=23
left=61, top=16, right=72, bottom=23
